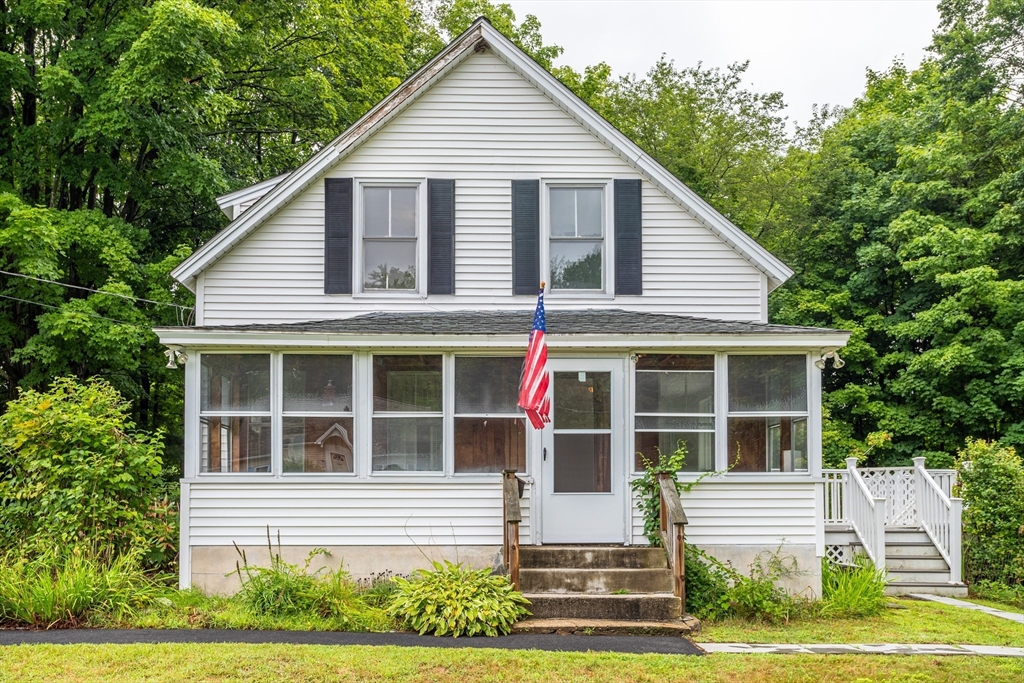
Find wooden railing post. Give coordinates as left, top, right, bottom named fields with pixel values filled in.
left=502, top=470, right=522, bottom=590
left=656, top=472, right=688, bottom=608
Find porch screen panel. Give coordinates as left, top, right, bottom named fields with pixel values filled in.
left=633, top=354, right=715, bottom=472
left=454, top=356, right=526, bottom=473
left=727, top=355, right=809, bottom=472
left=553, top=371, right=612, bottom=492
left=282, top=355, right=354, bottom=473
left=199, top=354, right=271, bottom=473
left=372, top=355, right=443, bottom=471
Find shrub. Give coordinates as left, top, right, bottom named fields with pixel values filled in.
left=0, top=377, right=176, bottom=565
left=819, top=556, right=888, bottom=618
left=387, top=560, right=530, bottom=637
left=970, top=580, right=1024, bottom=610
left=233, top=533, right=391, bottom=632
left=0, top=547, right=166, bottom=628
left=956, top=439, right=1024, bottom=586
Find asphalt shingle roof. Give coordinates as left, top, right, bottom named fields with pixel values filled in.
left=184, top=310, right=843, bottom=336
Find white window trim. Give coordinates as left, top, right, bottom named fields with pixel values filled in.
left=352, top=178, right=428, bottom=298
left=541, top=179, right=615, bottom=297
left=632, top=362, right=716, bottom=473
left=196, top=351, right=273, bottom=476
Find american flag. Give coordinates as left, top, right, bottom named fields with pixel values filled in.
left=518, top=287, right=551, bottom=429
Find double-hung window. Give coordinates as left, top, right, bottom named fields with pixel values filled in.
left=200, top=354, right=271, bottom=473
left=282, top=355, right=354, bottom=473
left=372, top=355, right=443, bottom=471
left=549, top=187, right=604, bottom=291
left=453, top=357, right=527, bottom=473
left=634, top=354, right=715, bottom=472
left=727, top=355, right=808, bottom=472
left=363, top=186, right=417, bottom=291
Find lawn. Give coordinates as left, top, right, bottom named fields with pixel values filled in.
left=964, top=597, right=1024, bottom=615
left=695, top=598, right=1024, bottom=647
left=0, top=644, right=1022, bottom=683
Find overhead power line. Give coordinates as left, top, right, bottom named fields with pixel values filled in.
left=0, top=269, right=193, bottom=311
left=0, top=293, right=144, bottom=327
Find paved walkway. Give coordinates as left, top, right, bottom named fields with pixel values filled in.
left=909, top=593, right=1024, bottom=624
left=699, top=643, right=1024, bottom=657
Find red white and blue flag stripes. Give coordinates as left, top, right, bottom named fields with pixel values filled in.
left=518, top=286, right=551, bottom=429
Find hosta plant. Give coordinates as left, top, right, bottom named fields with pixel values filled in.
left=387, top=560, right=530, bottom=637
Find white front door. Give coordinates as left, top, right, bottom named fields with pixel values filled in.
left=541, top=358, right=627, bottom=544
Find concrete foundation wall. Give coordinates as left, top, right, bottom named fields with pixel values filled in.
left=191, top=545, right=500, bottom=596
left=696, top=543, right=822, bottom=598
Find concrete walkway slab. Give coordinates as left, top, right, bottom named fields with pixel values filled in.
left=908, top=593, right=1024, bottom=623
left=698, top=643, right=1024, bottom=657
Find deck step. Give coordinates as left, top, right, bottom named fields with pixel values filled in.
left=886, top=582, right=968, bottom=597
left=884, top=543, right=942, bottom=557
left=885, top=556, right=949, bottom=572
left=523, top=593, right=682, bottom=621
left=513, top=616, right=700, bottom=636
left=520, top=546, right=667, bottom=570
left=883, top=530, right=932, bottom=544
left=520, top=567, right=674, bottom=594
left=887, top=569, right=951, bottom=583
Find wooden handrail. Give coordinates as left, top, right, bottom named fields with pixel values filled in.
left=502, top=470, right=522, bottom=590
left=656, top=472, right=688, bottom=606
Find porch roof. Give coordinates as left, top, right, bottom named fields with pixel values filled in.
left=170, top=310, right=845, bottom=336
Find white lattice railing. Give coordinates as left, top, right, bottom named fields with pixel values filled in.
left=822, top=467, right=956, bottom=526
left=844, top=457, right=886, bottom=568
left=913, top=457, right=963, bottom=583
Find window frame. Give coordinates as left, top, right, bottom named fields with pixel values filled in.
left=353, top=179, right=428, bottom=297
left=541, top=180, right=614, bottom=296
left=197, top=351, right=274, bottom=475
left=632, top=355, right=716, bottom=473
left=724, top=352, right=812, bottom=474
left=369, top=352, right=446, bottom=476
left=280, top=353, right=357, bottom=476
left=452, top=354, right=528, bottom=475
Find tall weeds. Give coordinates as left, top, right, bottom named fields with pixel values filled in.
left=0, top=548, right=167, bottom=628
left=820, top=557, right=888, bottom=618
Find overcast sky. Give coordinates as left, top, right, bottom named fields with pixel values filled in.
left=505, top=0, right=941, bottom=127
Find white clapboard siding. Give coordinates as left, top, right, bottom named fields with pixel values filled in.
left=201, top=50, right=765, bottom=325
left=631, top=481, right=817, bottom=546
left=189, top=482, right=504, bottom=547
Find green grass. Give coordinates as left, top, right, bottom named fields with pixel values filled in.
left=963, top=597, right=1024, bottom=615
left=696, top=598, right=1024, bottom=647
left=0, top=644, right=1022, bottom=682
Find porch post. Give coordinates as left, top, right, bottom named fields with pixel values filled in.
left=912, top=456, right=926, bottom=528
left=950, top=497, right=963, bottom=584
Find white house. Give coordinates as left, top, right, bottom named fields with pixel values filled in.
left=157, top=18, right=854, bottom=603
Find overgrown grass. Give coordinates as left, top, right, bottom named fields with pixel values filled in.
left=1, top=644, right=1022, bottom=683
left=0, top=548, right=170, bottom=628
left=970, top=580, right=1024, bottom=611
left=819, top=557, right=888, bottom=618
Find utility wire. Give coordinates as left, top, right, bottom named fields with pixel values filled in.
left=0, top=269, right=193, bottom=311
left=0, top=293, right=144, bottom=328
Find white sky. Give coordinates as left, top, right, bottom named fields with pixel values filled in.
left=505, top=0, right=940, bottom=127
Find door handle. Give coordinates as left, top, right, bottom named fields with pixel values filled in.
left=543, top=447, right=547, bottom=461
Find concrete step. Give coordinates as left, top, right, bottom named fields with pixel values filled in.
left=523, top=593, right=682, bottom=621
left=520, top=567, right=674, bottom=594
left=886, top=582, right=968, bottom=597
left=520, top=546, right=667, bottom=570
left=885, top=556, right=949, bottom=572
left=513, top=616, right=701, bottom=636
left=887, top=568, right=951, bottom=583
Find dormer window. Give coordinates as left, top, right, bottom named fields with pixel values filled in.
left=549, top=186, right=605, bottom=291
left=362, top=186, right=418, bottom=291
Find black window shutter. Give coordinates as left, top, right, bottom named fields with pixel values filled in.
left=427, top=179, right=456, bottom=295
left=614, top=179, right=643, bottom=295
left=512, top=180, right=540, bottom=295
left=324, top=178, right=352, bottom=294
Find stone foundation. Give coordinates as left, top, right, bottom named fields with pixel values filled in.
left=190, top=545, right=500, bottom=595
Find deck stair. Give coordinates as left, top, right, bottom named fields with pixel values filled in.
left=512, top=546, right=700, bottom=634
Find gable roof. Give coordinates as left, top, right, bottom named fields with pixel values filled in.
left=172, top=17, right=794, bottom=291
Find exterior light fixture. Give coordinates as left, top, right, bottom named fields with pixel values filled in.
left=816, top=349, right=844, bottom=371
left=164, top=345, right=188, bottom=369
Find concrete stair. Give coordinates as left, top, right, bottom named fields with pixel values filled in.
left=517, top=546, right=695, bottom=629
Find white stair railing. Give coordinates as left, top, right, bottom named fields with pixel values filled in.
left=913, top=457, right=963, bottom=583
left=845, top=457, right=886, bottom=568
left=823, top=470, right=847, bottom=524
